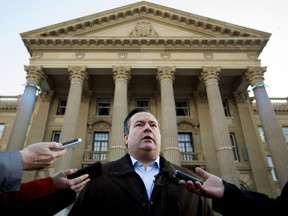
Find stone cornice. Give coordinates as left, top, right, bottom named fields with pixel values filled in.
left=23, top=37, right=268, bottom=53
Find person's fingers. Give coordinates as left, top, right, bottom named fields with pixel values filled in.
left=70, top=178, right=90, bottom=192
left=195, top=167, right=210, bottom=180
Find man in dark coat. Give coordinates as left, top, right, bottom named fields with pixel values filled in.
left=68, top=108, right=215, bottom=216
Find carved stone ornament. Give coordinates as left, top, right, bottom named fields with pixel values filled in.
left=247, top=52, right=258, bottom=60
left=204, top=52, right=213, bottom=60
left=75, top=52, right=85, bottom=59
left=32, top=52, right=43, bottom=59
left=130, top=21, right=158, bottom=37
left=118, top=52, right=128, bottom=59
left=160, top=52, right=171, bottom=59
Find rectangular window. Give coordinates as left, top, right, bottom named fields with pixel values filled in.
left=51, top=131, right=61, bottom=142
left=0, top=123, right=5, bottom=139
left=267, top=156, right=278, bottom=181
left=57, top=98, right=67, bottom=115
left=178, top=133, right=194, bottom=161
left=92, top=132, right=109, bottom=160
left=258, top=126, right=288, bottom=142
left=175, top=100, right=189, bottom=116
left=96, top=99, right=111, bottom=116
left=258, top=126, right=265, bottom=142
left=282, top=126, right=288, bottom=142
left=229, top=133, right=240, bottom=162
left=222, top=99, right=230, bottom=117
left=136, top=99, right=149, bottom=110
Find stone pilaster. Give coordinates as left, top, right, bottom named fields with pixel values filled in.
left=200, top=66, right=239, bottom=186
left=156, top=66, right=180, bottom=165
left=28, top=91, right=55, bottom=143
left=245, top=66, right=288, bottom=189
left=55, top=66, right=87, bottom=172
left=233, top=91, right=273, bottom=196
left=109, top=65, right=131, bottom=160
left=194, top=92, right=219, bottom=175
left=7, top=65, right=45, bottom=150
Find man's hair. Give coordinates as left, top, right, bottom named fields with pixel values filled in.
left=123, top=108, right=149, bottom=134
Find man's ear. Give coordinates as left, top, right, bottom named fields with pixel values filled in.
left=124, top=134, right=128, bottom=144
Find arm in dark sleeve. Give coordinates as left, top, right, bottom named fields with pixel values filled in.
left=0, top=151, right=23, bottom=192
left=212, top=180, right=285, bottom=216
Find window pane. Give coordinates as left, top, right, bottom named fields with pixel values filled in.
left=258, top=126, right=265, bottom=142
left=267, top=156, right=278, bottom=181
left=136, top=99, right=149, bottom=110
left=97, top=99, right=110, bottom=115
left=282, top=127, right=288, bottom=142
left=178, top=133, right=194, bottom=161
left=57, top=98, right=67, bottom=115
left=222, top=99, right=230, bottom=117
left=229, top=133, right=239, bottom=162
left=51, top=131, right=61, bottom=142
left=175, top=100, right=189, bottom=116
left=92, top=132, right=109, bottom=160
left=0, top=123, right=5, bottom=139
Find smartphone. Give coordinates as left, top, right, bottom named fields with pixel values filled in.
left=62, top=138, right=82, bottom=148
left=67, top=161, right=102, bottom=180
left=174, top=170, right=202, bottom=183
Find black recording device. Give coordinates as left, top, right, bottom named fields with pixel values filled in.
left=174, top=170, right=202, bottom=183
left=67, top=161, right=102, bottom=180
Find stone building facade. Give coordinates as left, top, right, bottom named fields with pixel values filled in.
left=1, top=1, right=288, bottom=199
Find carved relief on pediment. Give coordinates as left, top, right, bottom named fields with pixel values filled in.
left=130, top=21, right=158, bottom=37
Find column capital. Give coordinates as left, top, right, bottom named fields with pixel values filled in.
left=68, top=66, right=88, bottom=84
left=200, top=66, right=221, bottom=83
left=24, top=65, right=45, bottom=84
left=112, top=65, right=131, bottom=82
left=39, top=90, right=55, bottom=102
left=193, top=91, right=207, bottom=103
left=245, top=66, right=267, bottom=86
left=156, top=66, right=176, bottom=82
left=233, top=91, right=249, bottom=104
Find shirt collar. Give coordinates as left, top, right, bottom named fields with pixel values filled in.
left=130, top=155, right=160, bottom=168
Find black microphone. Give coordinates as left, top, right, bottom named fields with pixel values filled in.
left=173, top=170, right=202, bottom=183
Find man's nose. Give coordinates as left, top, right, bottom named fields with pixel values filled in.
left=143, top=123, right=152, bottom=132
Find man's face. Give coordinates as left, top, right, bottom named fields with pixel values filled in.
left=124, top=112, right=161, bottom=160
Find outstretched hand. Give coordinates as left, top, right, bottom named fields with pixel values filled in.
left=20, top=142, right=67, bottom=171
left=52, top=169, right=90, bottom=193
left=178, top=167, right=225, bottom=199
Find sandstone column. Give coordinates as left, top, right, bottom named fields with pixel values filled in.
left=156, top=66, right=180, bottom=165
left=7, top=66, right=45, bottom=150
left=200, top=66, right=239, bottom=186
left=109, top=65, right=131, bottom=160
left=245, top=66, right=288, bottom=189
left=55, top=66, right=87, bottom=172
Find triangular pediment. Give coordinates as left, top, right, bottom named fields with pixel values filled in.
left=21, top=1, right=270, bottom=53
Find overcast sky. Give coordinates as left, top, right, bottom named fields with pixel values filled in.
left=1, top=0, right=287, bottom=97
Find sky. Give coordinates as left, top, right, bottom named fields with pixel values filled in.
left=0, top=0, right=287, bottom=97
